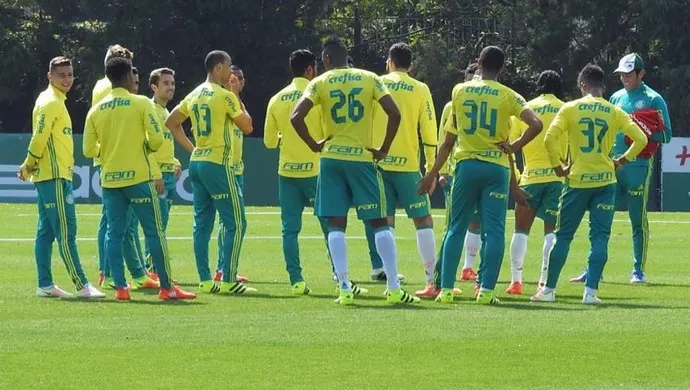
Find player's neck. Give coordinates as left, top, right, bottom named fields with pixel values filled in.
left=391, top=68, right=408, bottom=73
left=480, top=73, right=498, bottom=81
left=206, top=75, right=223, bottom=86
left=153, top=96, right=169, bottom=106
left=585, top=88, right=604, bottom=98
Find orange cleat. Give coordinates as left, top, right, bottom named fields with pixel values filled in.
left=505, top=281, right=523, bottom=295
left=97, top=271, right=105, bottom=287
left=213, top=270, right=223, bottom=282
left=115, top=287, right=131, bottom=301
left=159, top=286, right=197, bottom=301
left=148, top=272, right=159, bottom=282
left=461, top=268, right=478, bottom=281
left=236, top=274, right=249, bottom=283
left=415, top=284, right=461, bottom=298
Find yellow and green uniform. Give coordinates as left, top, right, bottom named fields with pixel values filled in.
left=265, top=77, right=331, bottom=284
left=91, top=77, right=147, bottom=280
left=25, top=84, right=89, bottom=290
left=83, top=87, right=173, bottom=289
left=175, top=81, right=246, bottom=283
left=438, top=79, right=527, bottom=291
left=509, top=94, right=566, bottom=228
left=303, top=67, right=391, bottom=220
left=543, top=95, right=647, bottom=291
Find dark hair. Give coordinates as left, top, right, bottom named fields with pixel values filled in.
left=389, top=43, right=412, bottom=69
left=322, top=36, right=348, bottom=63
left=231, top=64, right=242, bottom=72
left=466, top=63, right=478, bottom=75
left=578, top=64, right=605, bottom=88
left=478, top=46, right=505, bottom=74
left=49, top=56, right=71, bottom=72
left=149, top=68, right=175, bottom=87
left=290, top=49, right=317, bottom=77
left=104, top=44, right=134, bottom=67
left=205, top=50, right=230, bottom=72
left=105, top=57, right=133, bottom=85
left=535, top=70, right=564, bottom=99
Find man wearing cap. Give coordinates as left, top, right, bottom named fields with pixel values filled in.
left=571, top=53, right=672, bottom=284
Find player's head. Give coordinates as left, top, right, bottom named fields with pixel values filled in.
left=535, top=70, right=564, bottom=99
left=477, top=46, right=505, bottom=77
left=614, top=53, right=645, bottom=91
left=322, top=36, right=348, bottom=71
left=290, top=49, right=318, bottom=80
left=149, top=68, right=176, bottom=103
left=105, top=56, right=135, bottom=91
left=464, top=63, right=478, bottom=81
left=104, top=44, right=134, bottom=69
left=231, top=64, right=245, bottom=93
left=47, top=56, right=74, bottom=93
left=577, top=64, right=605, bottom=96
left=387, top=43, right=412, bottom=72
left=205, top=50, right=232, bottom=85
left=128, top=67, right=140, bottom=94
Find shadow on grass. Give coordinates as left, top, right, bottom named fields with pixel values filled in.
left=210, top=292, right=300, bottom=300
left=602, top=281, right=690, bottom=288
left=59, top=298, right=206, bottom=306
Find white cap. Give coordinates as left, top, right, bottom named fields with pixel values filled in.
left=614, top=53, right=644, bottom=74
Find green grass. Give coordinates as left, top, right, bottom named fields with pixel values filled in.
left=1, top=204, right=689, bottom=389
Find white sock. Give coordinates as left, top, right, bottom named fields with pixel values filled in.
left=416, top=228, right=436, bottom=284
left=463, top=232, right=481, bottom=269
left=542, top=287, right=554, bottom=294
left=374, top=228, right=400, bottom=291
left=541, top=233, right=555, bottom=284
left=585, top=287, right=596, bottom=296
left=510, top=232, right=528, bottom=283
left=328, top=231, right=351, bottom=291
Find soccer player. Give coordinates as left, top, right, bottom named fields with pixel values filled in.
left=92, top=45, right=154, bottom=290
left=362, top=43, right=440, bottom=292
left=166, top=50, right=256, bottom=294
left=570, top=53, right=672, bottom=284
left=419, top=46, right=543, bottom=304
left=431, top=63, right=480, bottom=293
left=18, top=56, right=105, bottom=298
left=504, top=70, right=566, bottom=295
left=83, top=57, right=195, bottom=301
left=291, top=36, right=419, bottom=305
left=531, top=64, right=647, bottom=304
left=264, top=49, right=334, bottom=294
left=144, top=68, right=182, bottom=276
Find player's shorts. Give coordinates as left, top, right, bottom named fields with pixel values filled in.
left=315, top=158, right=386, bottom=221
left=521, top=181, right=563, bottom=226
left=380, top=170, right=431, bottom=218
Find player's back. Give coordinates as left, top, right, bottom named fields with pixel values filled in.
left=87, top=88, right=161, bottom=188
left=373, top=71, right=434, bottom=170
left=555, top=95, right=629, bottom=187
left=304, top=67, right=388, bottom=162
left=511, top=94, right=565, bottom=184
left=180, top=81, right=241, bottom=166
left=451, top=79, right=526, bottom=168
left=92, top=77, right=112, bottom=107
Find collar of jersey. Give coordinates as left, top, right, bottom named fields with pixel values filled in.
left=48, top=84, right=67, bottom=101
left=292, top=77, right=310, bottom=87
left=626, top=82, right=646, bottom=94
left=111, top=87, right=130, bottom=95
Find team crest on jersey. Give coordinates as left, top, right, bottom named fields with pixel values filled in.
left=635, top=100, right=645, bottom=109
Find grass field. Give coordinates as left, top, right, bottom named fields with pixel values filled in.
left=1, top=203, right=689, bottom=389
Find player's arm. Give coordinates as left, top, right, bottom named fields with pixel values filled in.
left=508, top=93, right=542, bottom=152
left=82, top=110, right=99, bottom=159
left=143, top=101, right=164, bottom=152
left=263, top=96, right=280, bottom=149
left=375, top=94, right=401, bottom=156
left=543, top=109, right=568, bottom=176
left=617, top=109, right=648, bottom=167
left=227, top=94, right=253, bottom=135
left=651, top=95, right=672, bottom=143
left=291, top=78, right=323, bottom=152
left=418, top=118, right=457, bottom=195
left=166, top=103, right=195, bottom=154
left=419, top=86, right=438, bottom=173
left=24, top=103, right=57, bottom=169
left=508, top=116, right=525, bottom=174
left=438, top=102, right=453, bottom=176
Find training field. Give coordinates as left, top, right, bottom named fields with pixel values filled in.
left=1, top=204, right=689, bottom=388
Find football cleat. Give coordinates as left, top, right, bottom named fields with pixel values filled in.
left=223, top=281, right=257, bottom=295
left=36, top=285, right=73, bottom=298
left=335, top=291, right=354, bottom=306
left=582, top=293, right=602, bottom=305
left=370, top=269, right=405, bottom=283
left=386, top=289, right=420, bottom=304
left=505, top=281, right=523, bottom=295
left=76, top=283, right=106, bottom=299
left=133, top=275, right=160, bottom=289
left=434, top=289, right=455, bottom=304
left=198, top=281, right=221, bottom=294
left=460, top=267, right=478, bottom=281
left=530, top=289, right=556, bottom=303
left=159, top=286, right=197, bottom=301
left=630, top=271, right=647, bottom=284
left=415, top=284, right=461, bottom=298
left=291, top=281, right=311, bottom=295
left=476, top=291, right=500, bottom=305
left=115, top=287, right=131, bottom=301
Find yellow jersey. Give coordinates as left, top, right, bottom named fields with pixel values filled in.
left=445, top=79, right=527, bottom=168
left=175, top=82, right=243, bottom=166
left=83, top=87, right=164, bottom=188
left=150, top=99, right=179, bottom=173
left=545, top=95, right=647, bottom=188
left=373, top=71, right=437, bottom=172
left=509, top=94, right=566, bottom=185
left=438, top=101, right=456, bottom=175
left=264, top=77, right=324, bottom=178
left=25, top=84, right=74, bottom=182
left=302, top=67, right=390, bottom=162
left=91, top=77, right=113, bottom=167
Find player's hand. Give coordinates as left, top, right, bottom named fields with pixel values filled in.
left=311, top=138, right=330, bottom=153
left=229, top=74, right=242, bottom=95
left=511, top=185, right=531, bottom=207
left=174, top=165, right=182, bottom=180
left=366, top=148, right=388, bottom=162
left=496, top=141, right=515, bottom=154
left=17, top=163, right=33, bottom=181
left=613, top=157, right=628, bottom=171
left=554, top=165, right=570, bottom=177
left=439, top=174, right=451, bottom=189
left=417, top=173, right=437, bottom=195
left=154, top=179, right=165, bottom=195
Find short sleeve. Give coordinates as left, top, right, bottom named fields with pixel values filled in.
left=225, top=92, right=242, bottom=119
left=510, top=91, right=527, bottom=117
left=303, top=78, right=321, bottom=106
left=372, top=75, right=390, bottom=101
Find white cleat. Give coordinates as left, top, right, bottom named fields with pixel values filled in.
left=76, top=283, right=106, bottom=299
left=36, top=285, right=73, bottom=298
left=582, top=293, right=602, bottom=305
left=530, top=289, right=556, bottom=303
